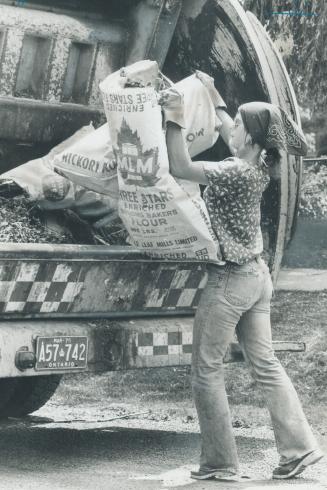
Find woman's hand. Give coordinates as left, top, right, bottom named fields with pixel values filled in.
left=158, top=87, right=185, bottom=128
left=166, top=122, right=208, bottom=185
left=195, top=70, right=227, bottom=109
left=195, top=70, right=234, bottom=150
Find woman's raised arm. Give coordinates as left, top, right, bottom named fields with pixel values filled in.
left=195, top=71, right=234, bottom=151
left=166, top=122, right=209, bottom=185
left=216, top=108, right=234, bottom=151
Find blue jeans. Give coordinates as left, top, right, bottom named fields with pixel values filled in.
left=192, top=257, right=319, bottom=474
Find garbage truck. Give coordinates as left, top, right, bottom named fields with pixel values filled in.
left=0, top=0, right=304, bottom=417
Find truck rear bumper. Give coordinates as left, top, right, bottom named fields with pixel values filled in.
left=0, top=317, right=305, bottom=378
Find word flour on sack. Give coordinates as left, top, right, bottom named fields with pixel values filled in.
left=100, top=69, right=221, bottom=262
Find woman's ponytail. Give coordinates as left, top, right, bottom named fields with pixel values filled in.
left=262, top=147, right=281, bottom=168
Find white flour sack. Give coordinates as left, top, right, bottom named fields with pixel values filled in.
left=0, top=126, right=93, bottom=210
left=0, top=127, right=119, bottom=220
left=100, top=60, right=221, bottom=262
left=53, top=123, right=118, bottom=198
left=168, top=74, right=222, bottom=201
left=174, top=74, right=221, bottom=158
left=1, top=158, right=76, bottom=210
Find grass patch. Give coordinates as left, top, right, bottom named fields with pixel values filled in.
left=57, top=292, right=327, bottom=426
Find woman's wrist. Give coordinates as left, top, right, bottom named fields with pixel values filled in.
left=215, top=106, right=227, bottom=114
left=214, top=108, right=233, bottom=148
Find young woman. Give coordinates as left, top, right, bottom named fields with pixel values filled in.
left=165, top=73, right=324, bottom=481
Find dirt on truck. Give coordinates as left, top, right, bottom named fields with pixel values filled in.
left=0, top=0, right=306, bottom=418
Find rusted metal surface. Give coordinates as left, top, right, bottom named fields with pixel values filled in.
left=0, top=319, right=126, bottom=377
left=0, top=97, right=104, bottom=143
left=125, top=0, right=165, bottom=66
left=0, top=316, right=305, bottom=377
left=125, top=0, right=183, bottom=69
left=119, top=318, right=304, bottom=369
left=0, top=3, right=125, bottom=149
left=164, top=0, right=269, bottom=114
left=0, top=244, right=207, bottom=319
left=0, top=0, right=183, bottom=169
left=0, top=321, right=88, bottom=377
left=0, top=4, right=125, bottom=104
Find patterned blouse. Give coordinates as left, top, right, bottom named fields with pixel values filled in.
left=202, top=157, right=270, bottom=265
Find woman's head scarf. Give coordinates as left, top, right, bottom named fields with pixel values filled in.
left=239, top=101, right=307, bottom=156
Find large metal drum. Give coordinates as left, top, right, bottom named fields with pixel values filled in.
left=164, top=0, right=303, bottom=281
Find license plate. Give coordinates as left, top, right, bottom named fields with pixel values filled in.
left=35, top=336, right=88, bottom=371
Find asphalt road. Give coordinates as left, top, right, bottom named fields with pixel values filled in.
left=0, top=404, right=326, bottom=490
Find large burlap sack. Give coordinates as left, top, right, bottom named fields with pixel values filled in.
left=99, top=60, right=221, bottom=262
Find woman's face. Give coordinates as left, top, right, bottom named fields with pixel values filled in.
left=229, top=112, right=248, bottom=156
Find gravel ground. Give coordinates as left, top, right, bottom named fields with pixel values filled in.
left=21, top=398, right=326, bottom=488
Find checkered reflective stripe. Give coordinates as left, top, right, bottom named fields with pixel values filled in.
left=0, top=262, right=85, bottom=314
left=145, top=265, right=207, bottom=310
left=136, top=331, right=193, bottom=356
left=0, top=260, right=208, bottom=316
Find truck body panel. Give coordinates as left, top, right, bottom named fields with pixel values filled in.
left=0, top=1, right=306, bottom=392
left=0, top=244, right=206, bottom=319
